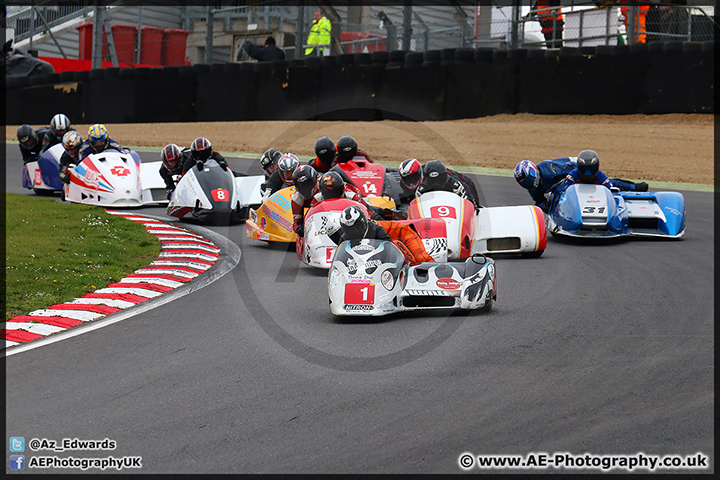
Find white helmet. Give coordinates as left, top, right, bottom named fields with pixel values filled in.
left=50, top=113, right=71, bottom=137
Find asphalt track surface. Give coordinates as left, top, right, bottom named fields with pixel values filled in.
left=5, top=147, right=714, bottom=474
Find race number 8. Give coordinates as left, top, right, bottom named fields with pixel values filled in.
left=344, top=283, right=375, bottom=304
left=430, top=205, right=456, bottom=219
left=212, top=188, right=230, bottom=202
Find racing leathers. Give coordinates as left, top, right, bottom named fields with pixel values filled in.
left=329, top=218, right=433, bottom=266
left=182, top=150, right=228, bottom=174
left=159, top=146, right=192, bottom=192
left=57, top=150, right=79, bottom=184
left=78, top=137, right=124, bottom=160
left=19, top=127, right=50, bottom=163
left=377, top=220, right=435, bottom=265
left=529, top=157, right=649, bottom=212
left=262, top=168, right=293, bottom=200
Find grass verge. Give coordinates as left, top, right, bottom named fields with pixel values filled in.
left=4, top=194, right=161, bottom=320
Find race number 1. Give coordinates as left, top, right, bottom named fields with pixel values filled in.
left=344, top=283, right=375, bottom=304
left=430, top=205, right=456, bottom=219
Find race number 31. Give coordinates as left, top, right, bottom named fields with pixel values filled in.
left=344, top=283, right=375, bottom=304
left=430, top=205, right=456, bottom=219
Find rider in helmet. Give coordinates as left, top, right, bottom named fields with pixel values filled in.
left=309, top=171, right=395, bottom=223
left=262, top=152, right=300, bottom=200
left=563, top=150, right=613, bottom=190
left=183, top=137, right=229, bottom=173
left=398, top=158, right=423, bottom=201
left=290, top=164, right=320, bottom=237
left=332, top=135, right=373, bottom=166
left=260, top=147, right=282, bottom=179
left=17, top=124, right=50, bottom=163
left=57, top=131, right=83, bottom=184
left=309, top=136, right=337, bottom=173
left=337, top=205, right=391, bottom=242
left=416, top=159, right=481, bottom=209
left=79, top=124, right=125, bottom=160
left=41, top=113, right=76, bottom=154
left=159, top=143, right=192, bottom=198
left=515, top=157, right=649, bottom=212
left=333, top=205, right=434, bottom=265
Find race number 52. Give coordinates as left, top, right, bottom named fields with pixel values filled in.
left=344, top=283, right=375, bottom=304
left=430, top=205, right=456, bottom=219
left=212, top=188, right=230, bottom=202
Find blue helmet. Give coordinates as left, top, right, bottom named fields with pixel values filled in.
left=514, top=160, right=541, bottom=190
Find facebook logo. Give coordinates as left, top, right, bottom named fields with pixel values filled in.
left=9, top=455, right=25, bottom=470
left=9, top=437, right=25, bottom=452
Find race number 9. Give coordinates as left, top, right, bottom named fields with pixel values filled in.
left=344, top=283, right=375, bottom=304
left=212, top=188, right=230, bottom=202
left=430, top=205, right=456, bottom=219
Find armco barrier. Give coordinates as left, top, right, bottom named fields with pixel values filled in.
left=10, top=43, right=713, bottom=125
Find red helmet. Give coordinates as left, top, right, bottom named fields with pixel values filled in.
left=161, top=144, right=183, bottom=171
left=399, top=158, right=423, bottom=190
left=191, top=137, right=213, bottom=161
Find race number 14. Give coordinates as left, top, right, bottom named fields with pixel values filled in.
left=344, top=283, right=375, bottom=304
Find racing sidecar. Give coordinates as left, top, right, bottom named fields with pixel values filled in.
left=296, top=197, right=449, bottom=269
left=333, top=158, right=404, bottom=209
left=64, top=149, right=168, bottom=207
left=547, top=183, right=686, bottom=239
left=408, top=191, right=547, bottom=259
left=246, top=186, right=297, bottom=243
left=167, top=159, right=264, bottom=224
left=22, top=143, right=65, bottom=195
left=328, top=238, right=496, bottom=317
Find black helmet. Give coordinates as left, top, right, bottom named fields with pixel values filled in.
left=314, top=136, right=336, bottom=165
left=17, top=124, right=38, bottom=150
left=336, top=136, right=358, bottom=163
left=340, top=205, right=368, bottom=240
left=260, top=147, right=282, bottom=176
left=424, top=159, right=448, bottom=189
left=577, top=149, right=600, bottom=183
left=191, top=137, right=213, bottom=162
left=399, top=158, right=423, bottom=190
left=318, top=171, right=345, bottom=199
left=292, top=164, right=318, bottom=198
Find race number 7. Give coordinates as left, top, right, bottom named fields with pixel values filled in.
left=344, top=283, right=375, bottom=304
left=430, top=205, right=456, bottom=219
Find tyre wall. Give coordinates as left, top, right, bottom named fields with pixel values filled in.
left=5, top=41, right=713, bottom=126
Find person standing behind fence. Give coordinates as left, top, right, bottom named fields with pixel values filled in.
left=620, top=1, right=651, bottom=43
left=533, top=0, right=564, bottom=48
left=243, top=36, right=286, bottom=62
left=305, top=9, right=331, bottom=56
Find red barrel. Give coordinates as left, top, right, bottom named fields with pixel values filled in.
left=140, top=26, right=164, bottom=66
left=76, top=22, right=107, bottom=61
left=110, top=24, right=137, bottom=64
left=162, top=29, right=189, bottom=66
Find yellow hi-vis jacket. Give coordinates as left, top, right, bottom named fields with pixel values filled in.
left=305, top=15, right=332, bottom=56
